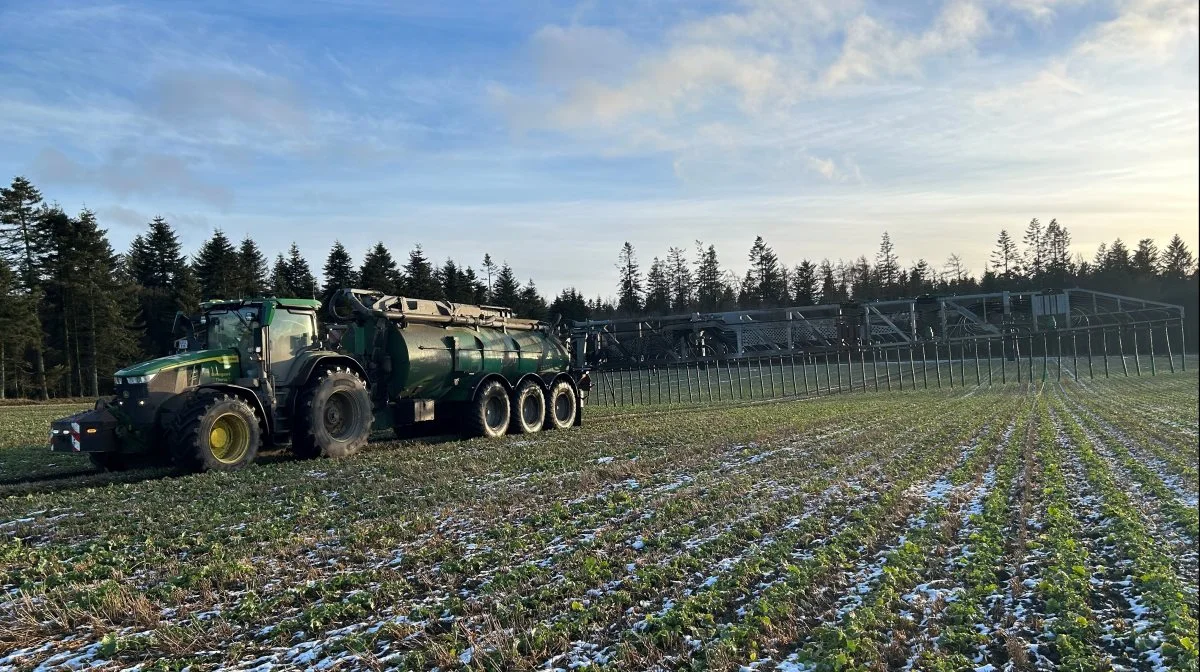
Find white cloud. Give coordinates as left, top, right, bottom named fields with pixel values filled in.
left=1075, top=0, right=1198, bottom=64
left=999, top=0, right=1090, bottom=22
left=823, top=1, right=989, bottom=87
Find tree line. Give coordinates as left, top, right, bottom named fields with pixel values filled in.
left=609, top=222, right=1196, bottom=317
left=1, top=175, right=1196, bottom=398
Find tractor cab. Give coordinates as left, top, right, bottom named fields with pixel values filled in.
left=174, top=298, right=323, bottom=393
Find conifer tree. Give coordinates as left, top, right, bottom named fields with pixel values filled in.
left=322, top=241, right=357, bottom=295
left=234, top=237, right=269, bottom=297
left=666, top=246, right=693, bottom=312
left=990, top=229, right=1020, bottom=278
left=193, top=229, right=238, bottom=300
left=616, top=242, right=643, bottom=315
left=492, top=263, right=521, bottom=309
left=127, top=216, right=195, bottom=356
left=694, top=242, right=722, bottom=312
left=358, top=242, right=400, bottom=294
left=1161, top=235, right=1196, bottom=281
left=401, top=245, right=440, bottom=299
left=791, top=260, right=817, bottom=305
left=0, top=177, right=49, bottom=398
left=644, top=257, right=671, bottom=314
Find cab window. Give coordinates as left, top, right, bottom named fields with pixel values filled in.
left=268, top=310, right=316, bottom=384
left=206, top=307, right=260, bottom=350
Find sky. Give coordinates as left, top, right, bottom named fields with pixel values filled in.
left=1, top=0, right=1196, bottom=299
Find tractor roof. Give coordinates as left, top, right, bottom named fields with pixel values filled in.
left=200, top=297, right=323, bottom=310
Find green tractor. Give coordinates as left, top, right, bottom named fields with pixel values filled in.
left=51, top=289, right=588, bottom=471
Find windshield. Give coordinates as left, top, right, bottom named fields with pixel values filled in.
left=205, top=306, right=260, bottom=350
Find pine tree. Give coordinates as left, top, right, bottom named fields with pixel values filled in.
left=875, top=232, right=899, bottom=292
left=401, top=245, right=441, bottom=299
left=269, top=255, right=290, bottom=296
left=990, top=229, right=1020, bottom=278
left=0, top=176, right=46, bottom=289
left=1131, top=238, right=1160, bottom=278
left=1104, top=239, right=1132, bottom=273
left=791, top=260, right=817, bottom=305
left=517, top=279, right=547, bottom=319
left=1022, top=218, right=1046, bottom=280
left=42, top=208, right=141, bottom=395
left=193, top=229, right=238, bottom=300
left=616, top=242, right=643, bottom=315
left=644, top=257, right=671, bottom=314
left=908, top=259, right=933, bottom=296
left=665, top=246, right=693, bottom=312
left=818, top=259, right=838, bottom=304
left=850, top=255, right=874, bottom=301
left=747, top=236, right=785, bottom=307
left=322, top=241, right=357, bottom=295
left=481, top=254, right=496, bottom=301
left=1044, top=219, right=1072, bottom=282
left=549, top=288, right=589, bottom=322
left=127, top=216, right=195, bottom=356
left=0, top=261, right=36, bottom=398
left=1161, top=235, right=1195, bottom=280
left=283, top=243, right=317, bottom=297
left=0, top=177, right=48, bottom=398
left=492, top=263, right=521, bottom=308
left=694, top=242, right=722, bottom=312
left=358, top=242, right=400, bottom=294
left=234, top=237, right=268, bottom=297
left=463, top=266, right=488, bottom=304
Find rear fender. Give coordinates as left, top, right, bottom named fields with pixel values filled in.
left=468, top=372, right=513, bottom=401
left=295, top=354, right=369, bottom=390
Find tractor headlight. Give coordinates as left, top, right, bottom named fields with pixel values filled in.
left=124, top=374, right=157, bottom=385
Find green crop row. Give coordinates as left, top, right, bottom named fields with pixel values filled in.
left=1053, top=395, right=1199, bottom=670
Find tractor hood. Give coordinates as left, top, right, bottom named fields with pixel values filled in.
left=116, top=349, right=240, bottom=379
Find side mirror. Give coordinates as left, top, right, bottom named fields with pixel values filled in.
left=174, top=338, right=189, bottom=351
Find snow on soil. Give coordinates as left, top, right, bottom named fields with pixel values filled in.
left=756, top=431, right=999, bottom=670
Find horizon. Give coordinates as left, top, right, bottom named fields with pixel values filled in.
left=2, top=0, right=1197, bottom=298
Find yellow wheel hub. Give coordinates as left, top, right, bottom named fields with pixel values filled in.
left=208, top=413, right=250, bottom=464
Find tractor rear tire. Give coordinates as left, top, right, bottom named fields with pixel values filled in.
left=173, top=390, right=261, bottom=472
left=292, top=368, right=372, bottom=459
left=511, top=380, right=545, bottom=434
left=467, top=380, right=510, bottom=438
left=544, top=379, right=578, bottom=430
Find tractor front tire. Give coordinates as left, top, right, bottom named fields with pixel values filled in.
left=293, top=368, right=372, bottom=459
left=467, top=380, right=510, bottom=438
left=511, top=380, right=545, bottom=434
left=173, top=391, right=261, bottom=472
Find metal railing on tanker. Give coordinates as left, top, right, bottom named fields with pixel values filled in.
left=586, top=317, right=1188, bottom=408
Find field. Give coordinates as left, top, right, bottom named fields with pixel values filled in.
left=1, top=373, right=1197, bottom=670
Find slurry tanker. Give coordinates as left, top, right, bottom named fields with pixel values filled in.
left=51, top=289, right=587, bottom=471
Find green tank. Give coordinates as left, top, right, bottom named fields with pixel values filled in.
left=329, top=290, right=584, bottom=437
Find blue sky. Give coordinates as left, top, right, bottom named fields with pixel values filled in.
left=1, top=0, right=1196, bottom=298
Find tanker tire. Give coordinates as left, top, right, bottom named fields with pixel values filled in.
left=510, top=380, right=545, bottom=434
left=467, top=380, right=510, bottom=438
left=293, top=368, right=372, bottom=459
left=544, top=379, right=577, bottom=430
left=172, top=390, right=261, bottom=472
